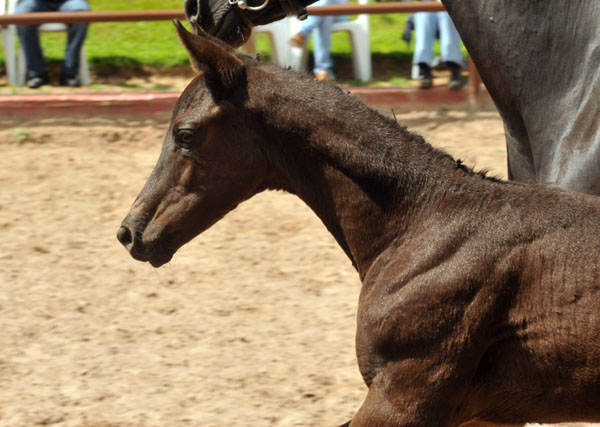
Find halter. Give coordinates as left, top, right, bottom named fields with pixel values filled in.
left=228, top=0, right=307, bottom=17
left=228, top=0, right=270, bottom=12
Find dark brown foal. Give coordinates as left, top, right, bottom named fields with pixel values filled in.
left=118, top=23, right=600, bottom=426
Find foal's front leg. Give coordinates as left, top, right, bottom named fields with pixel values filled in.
left=349, top=364, right=461, bottom=427
left=352, top=325, right=491, bottom=427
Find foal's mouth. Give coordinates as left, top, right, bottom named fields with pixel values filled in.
left=129, top=237, right=175, bottom=268
left=147, top=246, right=174, bottom=268
left=133, top=236, right=176, bottom=268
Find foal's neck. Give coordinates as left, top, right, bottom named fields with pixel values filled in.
left=256, top=71, right=483, bottom=278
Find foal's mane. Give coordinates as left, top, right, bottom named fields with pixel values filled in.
left=239, top=54, right=501, bottom=187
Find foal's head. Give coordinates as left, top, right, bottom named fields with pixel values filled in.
left=117, top=22, right=272, bottom=267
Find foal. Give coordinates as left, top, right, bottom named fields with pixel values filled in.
left=118, top=22, right=600, bottom=426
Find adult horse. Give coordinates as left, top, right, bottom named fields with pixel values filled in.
left=118, top=23, right=600, bottom=426
left=183, top=0, right=600, bottom=195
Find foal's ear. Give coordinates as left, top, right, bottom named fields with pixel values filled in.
left=173, top=20, right=245, bottom=88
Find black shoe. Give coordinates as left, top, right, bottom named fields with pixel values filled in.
left=447, top=61, right=464, bottom=90
left=418, top=63, right=433, bottom=89
left=27, top=75, right=49, bottom=89
left=60, top=74, right=81, bottom=87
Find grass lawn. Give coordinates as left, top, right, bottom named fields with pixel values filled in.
left=0, top=0, right=465, bottom=87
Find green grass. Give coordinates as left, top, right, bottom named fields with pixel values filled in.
left=82, top=0, right=188, bottom=67
left=0, top=0, right=465, bottom=84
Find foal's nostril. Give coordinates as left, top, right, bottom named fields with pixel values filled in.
left=117, top=225, right=133, bottom=247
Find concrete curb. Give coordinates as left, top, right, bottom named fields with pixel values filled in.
left=0, top=87, right=487, bottom=118
left=348, top=86, right=476, bottom=106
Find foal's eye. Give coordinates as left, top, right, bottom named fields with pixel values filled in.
left=176, top=130, right=194, bottom=149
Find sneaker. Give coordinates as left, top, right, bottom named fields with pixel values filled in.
left=60, top=74, right=81, bottom=87
left=289, top=33, right=306, bottom=48
left=418, top=63, right=433, bottom=89
left=314, top=69, right=331, bottom=82
left=447, top=61, right=464, bottom=90
left=27, top=75, right=49, bottom=89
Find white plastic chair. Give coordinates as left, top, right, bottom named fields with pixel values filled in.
left=243, top=18, right=292, bottom=68
left=1, top=0, right=18, bottom=85
left=289, top=0, right=371, bottom=82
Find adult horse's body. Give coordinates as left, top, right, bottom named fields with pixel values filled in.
left=183, top=0, right=600, bottom=194
left=118, top=24, right=600, bottom=426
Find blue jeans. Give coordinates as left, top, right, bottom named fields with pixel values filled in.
left=15, top=0, right=90, bottom=79
left=412, top=11, right=462, bottom=67
left=298, top=0, right=347, bottom=76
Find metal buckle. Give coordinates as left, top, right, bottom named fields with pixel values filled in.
left=228, top=0, right=271, bottom=11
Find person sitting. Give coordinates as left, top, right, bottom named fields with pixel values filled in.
left=15, top=0, right=90, bottom=88
left=410, top=0, right=464, bottom=89
left=289, top=0, right=347, bottom=82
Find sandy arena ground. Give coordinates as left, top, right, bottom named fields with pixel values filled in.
left=0, top=98, right=594, bottom=427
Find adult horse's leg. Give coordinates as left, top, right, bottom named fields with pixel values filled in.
left=338, top=421, right=351, bottom=427
left=504, top=122, right=536, bottom=184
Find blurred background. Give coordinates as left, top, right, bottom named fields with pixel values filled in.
left=0, top=0, right=469, bottom=92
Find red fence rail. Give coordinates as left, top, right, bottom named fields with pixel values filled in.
left=0, top=10, right=184, bottom=25
left=309, top=1, right=444, bottom=15
left=0, top=3, right=447, bottom=25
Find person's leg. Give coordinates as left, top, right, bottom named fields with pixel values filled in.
left=298, top=14, right=321, bottom=37
left=436, top=12, right=464, bottom=88
left=311, top=0, right=345, bottom=80
left=412, top=12, right=437, bottom=88
left=58, top=0, right=90, bottom=82
left=290, top=15, right=321, bottom=47
left=290, top=0, right=326, bottom=47
left=412, top=12, right=436, bottom=68
left=15, top=0, right=55, bottom=83
left=311, top=15, right=335, bottom=79
left=437, top=12, right=463, bottom=65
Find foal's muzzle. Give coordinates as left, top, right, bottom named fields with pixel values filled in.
left=117, top=214, right=173, bottom=267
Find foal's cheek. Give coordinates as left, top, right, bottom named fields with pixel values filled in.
left=180, top=161, right=196, bottom=188
left=175, top=156, right=207, bottom=190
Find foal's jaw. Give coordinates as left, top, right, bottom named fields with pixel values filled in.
left=118, top=170, right=220, bottom=267
left=118, top=182, right=259, bottom=267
